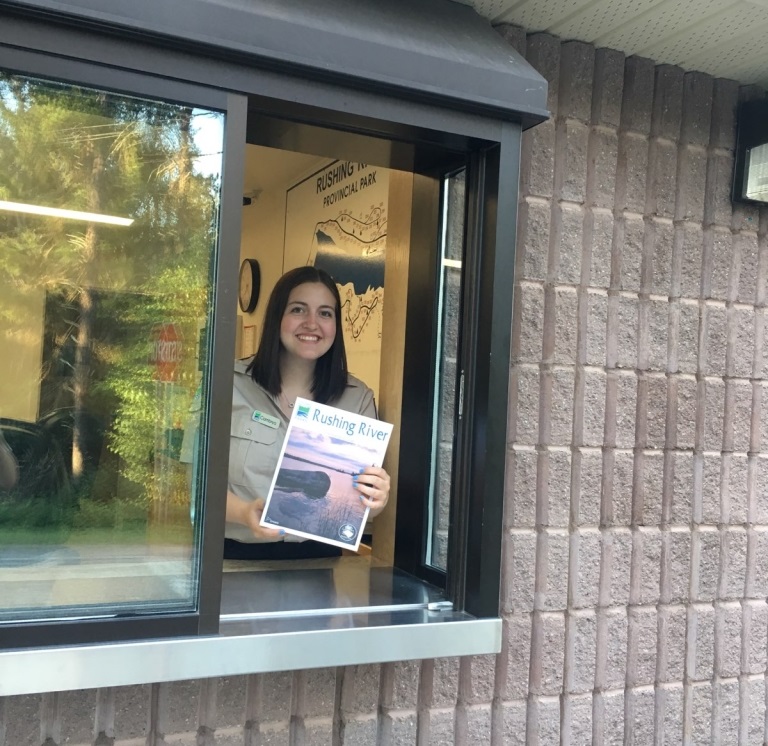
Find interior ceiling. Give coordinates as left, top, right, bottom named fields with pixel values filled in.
left=461, top=0, right=768, bottom=88
left=243, top=145, right=323, bottom=197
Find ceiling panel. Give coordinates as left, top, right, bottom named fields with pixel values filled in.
left=494, top=0, right=595, bottom=30
left=685, top=20, right=768, bottom=73
left=592, top=0, right=732, bottom=50
left=471, top=0, right=524, bottom=20
left=551, top=0, right=666, bottom=40
left=642, top=3, right=767, bottom=61
left=461, top=0, right=768, bottom=86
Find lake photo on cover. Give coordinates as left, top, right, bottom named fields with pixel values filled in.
left=261, top=428, right=381, bottom=547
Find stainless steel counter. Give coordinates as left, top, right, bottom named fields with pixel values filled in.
left=0, top=562, right=501, bottom=695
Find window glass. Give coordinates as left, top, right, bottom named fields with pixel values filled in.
left=0, top=71, right=224, bottom=621
left=427, top=169, right=465, bottom=571
left=746, top=143, right=768, bottom=201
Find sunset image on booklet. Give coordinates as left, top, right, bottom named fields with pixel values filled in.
left=260, top=398, right=393, bottom=550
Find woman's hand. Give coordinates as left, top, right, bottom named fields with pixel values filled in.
left=353, top=467, right=391, bottom=517
left=226, top=491, right=284, bottom=541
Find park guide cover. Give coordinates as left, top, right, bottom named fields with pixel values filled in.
left=260, top=398, right=393, bottom=551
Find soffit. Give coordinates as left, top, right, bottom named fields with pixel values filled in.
left=462, top=0, right=768, bottom=87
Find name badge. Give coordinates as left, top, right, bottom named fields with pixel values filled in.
left=252, top=410, right=280, bottom=429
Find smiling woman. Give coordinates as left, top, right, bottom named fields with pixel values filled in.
left=224, top=266, right=391, bottom=558
left=279, top=283, right=337, bottom=364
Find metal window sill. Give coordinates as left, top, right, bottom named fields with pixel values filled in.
left=0, top=562, right=500, bottom=696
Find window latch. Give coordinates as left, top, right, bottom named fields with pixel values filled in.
left=458, top=370, right=464, bottom=420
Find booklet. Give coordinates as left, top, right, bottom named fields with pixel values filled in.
left=259, top=397, right=393, bottom=550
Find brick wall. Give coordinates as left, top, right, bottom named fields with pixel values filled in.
left=3, top=28, right=768, bottom=746
left=502, top=26, right=768, bottom=745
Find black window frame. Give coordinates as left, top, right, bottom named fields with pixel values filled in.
left=0, top=1, right=539, bottom=649
left=0, top=46, right=245, bottom=649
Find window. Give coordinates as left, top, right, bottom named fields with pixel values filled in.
left=219, top=139, right=473, bottom=614
left=0, top=65, right=234, bottom=645
left=428, top=169, right=466, bottom=571
left=0, top=0, right=542, bottom=674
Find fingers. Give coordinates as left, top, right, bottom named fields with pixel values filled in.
left=249, top=498, right=284, bottom=540
left=227, top=492, right=283, bottom=540
left=254, top=524, right=284, bottom=540
left=353, top=467, right=391, bottom=511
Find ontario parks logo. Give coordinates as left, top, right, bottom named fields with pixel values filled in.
left=338, top=523, right=357, bottom=541
left=296, top=404, right=311, bottom=420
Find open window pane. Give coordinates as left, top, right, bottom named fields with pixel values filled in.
left=222, top=129, right=459, bottom=600
left=0, top=72, right=224, bottom=622
left=226, top=144, right=399, bottom=564
left=427, top=169, right=465, bottom=571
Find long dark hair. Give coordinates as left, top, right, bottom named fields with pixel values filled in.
left=247, top=266, right=348, bottom=404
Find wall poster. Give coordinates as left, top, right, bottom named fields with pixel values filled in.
left=284, top=161, right=389, bottom=399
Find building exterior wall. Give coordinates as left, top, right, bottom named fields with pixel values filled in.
left=503, top=27, right=768, bottom=745
left=2, top=26, right=767, bottom=746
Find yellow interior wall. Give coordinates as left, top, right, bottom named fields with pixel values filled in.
left=237, top=188, right=288, bottom=358
left=237, top=152, right=386, bottom=405
left=0, top=288, right=44, bottom=422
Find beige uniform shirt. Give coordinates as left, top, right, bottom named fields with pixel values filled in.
left=227, top=359, right=376, bottom=542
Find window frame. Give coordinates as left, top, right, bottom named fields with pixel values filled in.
left=0, top=2, right=531, bottom=654
left=0, top=47, right=245, bottom=648
left=453, top=135, right=522, bottom=618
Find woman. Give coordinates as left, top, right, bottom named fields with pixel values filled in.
left=225, top=266, right=390, bottom=559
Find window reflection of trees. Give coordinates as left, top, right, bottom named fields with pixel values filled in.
left=0, top=73, right=222, bottom=546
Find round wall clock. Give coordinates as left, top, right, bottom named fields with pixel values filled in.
left=238, top=258, right=261, bottom=313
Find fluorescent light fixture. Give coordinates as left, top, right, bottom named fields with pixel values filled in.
left=0, top=199, right=134, bottom=226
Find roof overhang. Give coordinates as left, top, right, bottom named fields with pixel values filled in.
left=0, top=0, right=549, bottom=128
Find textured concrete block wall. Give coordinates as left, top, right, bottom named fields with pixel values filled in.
left=3, top=27, right=768, bottom=746
left=0, top=662, right=495, bottom=745
left=503, top=24, right=768, bottom=745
